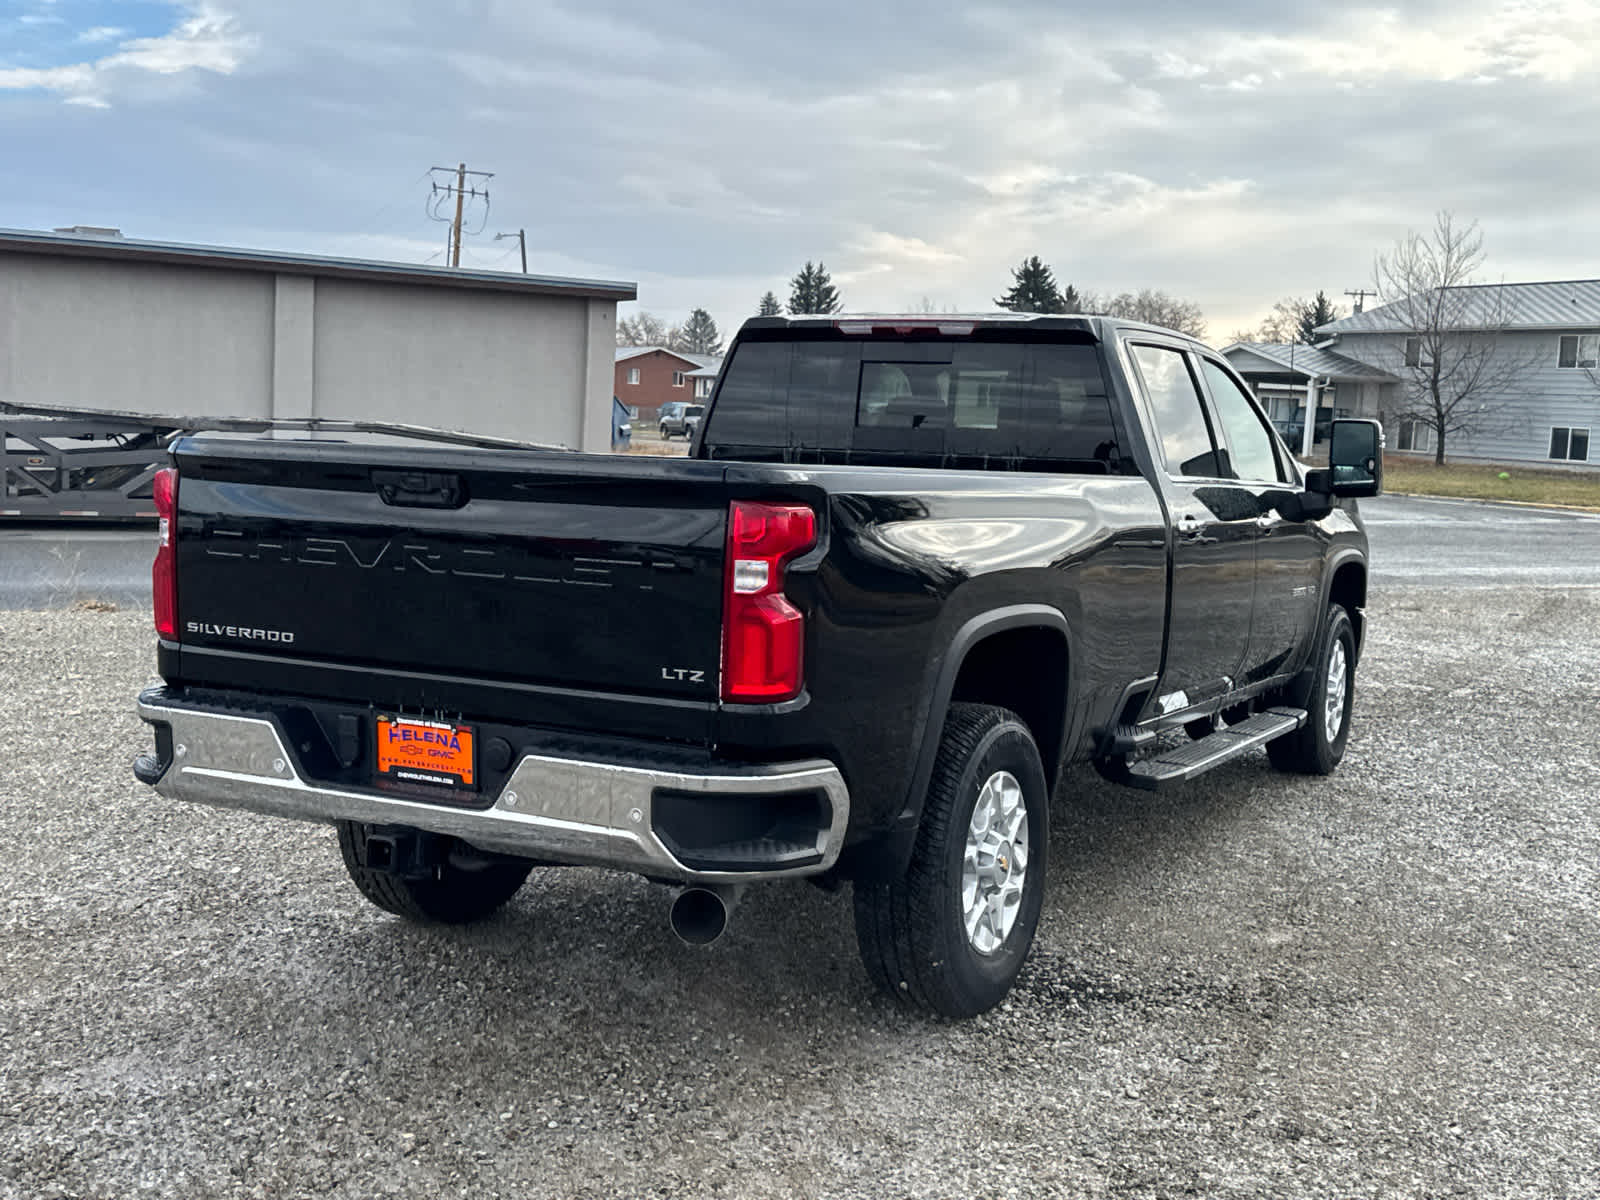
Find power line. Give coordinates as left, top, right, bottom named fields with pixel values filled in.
left=350, top=168, right=434, bottom=235
left=1345, top=288, right=1376, bottom=314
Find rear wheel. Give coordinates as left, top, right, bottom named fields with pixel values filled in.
left=854, top=703, right=1049, bottom=1019
left=336, top=822, right=533, bottom=924
left=1268, top=603, right=1356, bottom=775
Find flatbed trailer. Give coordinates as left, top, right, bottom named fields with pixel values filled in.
left=1, top=402, right=565, bottom=522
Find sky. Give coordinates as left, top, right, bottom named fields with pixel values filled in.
left=2, top=0, right=1598, bottom=341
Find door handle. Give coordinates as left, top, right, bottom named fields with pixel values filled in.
left=1175, top=514, right=1204, bottom=536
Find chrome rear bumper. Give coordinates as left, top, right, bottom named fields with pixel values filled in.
left=135, top=693, right=849, bottom=884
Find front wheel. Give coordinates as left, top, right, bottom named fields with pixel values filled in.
left=854, top=703, right=1049, bottom=1018
left=1268, top=603, right=1356, bottom=775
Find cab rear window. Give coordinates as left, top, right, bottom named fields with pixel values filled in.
left=701, top=335, right=1121, bottom=471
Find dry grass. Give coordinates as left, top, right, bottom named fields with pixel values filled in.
left=1380, top=455, right=1600, bottom=509
left=623, top=440, right=690, bottom=457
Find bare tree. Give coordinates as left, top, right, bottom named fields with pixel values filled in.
left=1373, top=212, right=1532, bottom=466
left=616, top=311, right=670, bottom=347
left=1082, top=289, right=1206, bottom=339
left=1232, top=293, right=1346, bottom=346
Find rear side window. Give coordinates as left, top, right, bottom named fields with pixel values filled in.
left=1129, top=344, right=1224, bottom=478
left=1199, top=358, right=1284, bottom=482
left=702, top=337, right=1120, bottom=470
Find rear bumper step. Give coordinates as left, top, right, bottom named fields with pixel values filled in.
left=134, top=692, right=849, bottom=884
left=1124, top=707, right=1306, bottom=790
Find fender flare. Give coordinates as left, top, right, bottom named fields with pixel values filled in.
left=884, top=604, right=1072, bottom=872
left=1281, top=550, right=1367, bottom=709
left=1320, top=548, right=1368, bottom=661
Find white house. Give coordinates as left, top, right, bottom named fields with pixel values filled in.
left=1224, top=278, right=1600, bottom=468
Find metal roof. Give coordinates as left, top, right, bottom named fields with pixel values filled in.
left=1316, top=279, right=1600, bottom=335
left=0, top=227, right=637, bottom=302
left=1222, top=342, right=1396, bottom=381
left=614, top=346, right=721, bottom=369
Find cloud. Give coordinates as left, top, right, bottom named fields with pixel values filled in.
left=77, top=26, right=129, bottom=44
left=2, top=0, right=1596, bottom=347
left=0, top=4, right=254, bottom=105
left=1146, top=0, right=1600, bottom=86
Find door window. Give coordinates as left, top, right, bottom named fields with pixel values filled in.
left=1129, top=344, right=1223, bottom=477
left=1199, top=358, right=1285, bottom=482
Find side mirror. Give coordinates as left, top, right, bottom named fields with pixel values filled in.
left=1323, top=418, right=1383, bottom=498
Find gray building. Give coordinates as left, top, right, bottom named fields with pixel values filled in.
left=0, top=228, right=637, bottom=451
left=1220, top=341, right=1394, bottom=456
left=1224, top=279, right=1600, bottom=469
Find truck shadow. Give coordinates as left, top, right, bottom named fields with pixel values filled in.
left=296, top=757, right=1282, bottom=1040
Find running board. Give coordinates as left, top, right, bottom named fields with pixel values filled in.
left=1123, top=707, right=1306, bottom=790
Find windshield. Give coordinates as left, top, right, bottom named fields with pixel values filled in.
left=701, top=334, right=1120, bottom=470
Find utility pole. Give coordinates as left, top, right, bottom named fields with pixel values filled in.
left=1344, top=288, right=1376, bottom=314
left=427, top=164, right=494, bottom=267
left=450, top=162, right=466, bottom=267
left=495, top=228, right=527, bottom=273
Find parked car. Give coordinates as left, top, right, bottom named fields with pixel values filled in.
left=658, top=402, right=703, bottom=439
left=132, top=313, right=1382, bottom=1018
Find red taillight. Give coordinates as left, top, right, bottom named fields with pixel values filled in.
left=152, top=467, right=177, bottom=639
left=721, top=500, right=816, bottom=702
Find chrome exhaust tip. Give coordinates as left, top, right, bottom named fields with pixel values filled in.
left=669, top=886, right=737, bottom=946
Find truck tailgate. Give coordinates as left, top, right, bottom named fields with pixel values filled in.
left=170, top=440, right=729, bottom=706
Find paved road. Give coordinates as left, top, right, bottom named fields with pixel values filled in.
left=1362, top=493, right=1600, bottom=589
left=5, top=494, right=1599, bottom=610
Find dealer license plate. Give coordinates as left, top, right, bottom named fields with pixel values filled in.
left=375, top=716, right=476, bottom=789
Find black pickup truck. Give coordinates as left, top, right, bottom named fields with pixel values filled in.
left=133, top=313, right=1381, bottom=1018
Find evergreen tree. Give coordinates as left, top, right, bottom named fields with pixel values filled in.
left=994, top=256, right=1067, bottom=313
left=1297, top=290, right=1341, bottom=344
left=1238, top=292, right=1346, bottom=346
left=676, top=308, right=723, bottom=355
left=1060, top=283, right=1082, bottom=313
left=787, top=261, right=842, bottom=315
left=757, top=291, right=783, bottom=316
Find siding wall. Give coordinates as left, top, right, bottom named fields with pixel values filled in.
left=0, top=248, right=620, bottom=451
left=1332, top=329, right=1600, bottom=467
left=0, top=254, right=275, bottom=416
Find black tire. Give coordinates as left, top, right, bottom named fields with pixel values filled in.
left=1267, top=603, right=1356, bottom=775
left=854, top=703, right=1049, bottom=1019
left=336, top=822, right=533, bottom=924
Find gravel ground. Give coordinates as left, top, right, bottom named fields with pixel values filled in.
left=2, top=590, right=1599, bottom=1199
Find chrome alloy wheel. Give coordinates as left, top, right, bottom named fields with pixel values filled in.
left=962, top=769, right=1029, bottom=955
left=1324, top=637, right=1349, bottom=737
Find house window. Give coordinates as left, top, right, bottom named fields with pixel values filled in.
left=672, top=371, right=686, bottom=387
left=694, top=378, right=713, bottom=399
left=1403, top=337, right=1422, bottom=367
left=626, top=367, right=640, bottom=385
left=1550, top=426, right=1591, bottom=462
left=1397, top=418, right=1433, bottom=452
left=1557, top=335, right=1598, bottom=369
